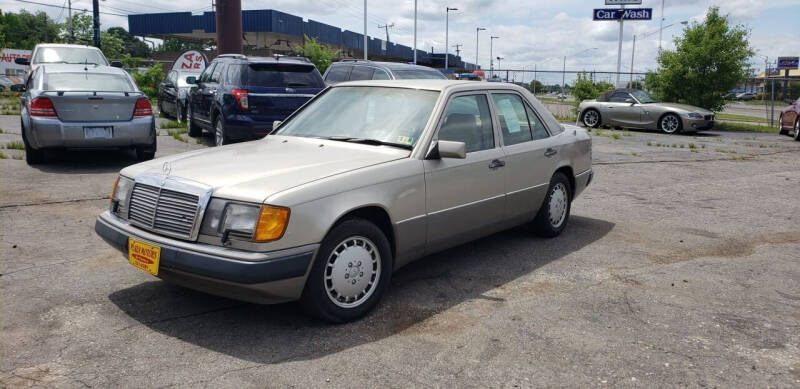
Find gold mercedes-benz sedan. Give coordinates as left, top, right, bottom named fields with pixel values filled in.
left=95, top=80, right=593, bottom=322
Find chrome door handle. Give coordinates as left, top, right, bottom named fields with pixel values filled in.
left=488, top=159, right=506, bottom=169
left=544, top=148, right=558, bottom=157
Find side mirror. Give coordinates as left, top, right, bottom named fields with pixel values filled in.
left=426, top=140, right=466, bottom=159
left=624, top=98, right=635, bottom=105
left=185, top=76, right=197, bottom=84
left=272, top=120, right=282, bottom=131
left=110, top=61, right=123, bottom=68
left=15, top=58, right=30, bottom=66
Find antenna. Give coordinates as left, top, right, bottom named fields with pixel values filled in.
left=377, top=23, right=395, bottom=43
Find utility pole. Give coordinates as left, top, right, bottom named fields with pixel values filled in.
left=68, top=0, right=74, bottom=43
left=489, top=36, right=499, bottom=77
left=630, top=35, right=636, bottom=86
left=658, top=0, right=665, bottom=51
left=475, top=27, right=485, bottom=70
left=378, top=23, right=394, bottom=42
left=445, top=7, right=458, bottom=69
left=615, top=4, right=624, bottom=87
left=453, top=44, right=462, bottom=58
left=92, top=0, right=100, bottom=48
left=216, top=0, right=242, bottom=54
left=364, top=0, right=368, bottom=60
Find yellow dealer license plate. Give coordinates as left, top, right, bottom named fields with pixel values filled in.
left=128, top=238, right=161, bottom=276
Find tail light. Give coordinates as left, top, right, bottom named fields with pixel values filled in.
left=29, top=97, right=57, bottom=117
left=232, top=89, right=249, bottom=110
left=133, top=97, right=153, bottom=117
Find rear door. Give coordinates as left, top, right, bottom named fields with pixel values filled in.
left=242, top=62, right=325, bottom=123
left=323, top=64, right=351, bottom=84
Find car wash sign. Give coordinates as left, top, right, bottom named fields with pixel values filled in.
left=594, top=8, right=652, bottom=21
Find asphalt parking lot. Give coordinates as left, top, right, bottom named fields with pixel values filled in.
left=1, top=113, right=799, bottom=387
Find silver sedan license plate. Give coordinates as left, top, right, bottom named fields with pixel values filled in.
left=84, top=127, right=113, bottom=139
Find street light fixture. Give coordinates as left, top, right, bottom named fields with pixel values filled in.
left=489, top=36, right=499, bottom=77
left=563, top=48, right=598, bottom=95
left=496, top=56, right=504, bottom=78
left=475, top=27, right=486, bottom=70
left=445, top=7, right=458, bottom=69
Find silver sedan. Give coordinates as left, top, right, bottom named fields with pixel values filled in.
left=95, top=80, right=593, bottom=322
left=577, top=89, right=715, bottom=134
left=20, top=64, right=156, bottom=164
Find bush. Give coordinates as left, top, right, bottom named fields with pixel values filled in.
left=570, top=72, right=614, bottom=112
left=132, top=64, right=164, bottom=100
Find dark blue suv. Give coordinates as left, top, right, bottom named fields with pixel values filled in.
left=186, top=54, right=325, bottom=146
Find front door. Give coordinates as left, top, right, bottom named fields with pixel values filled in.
left=424, top=93, right=506, bottom=254
left=604, top=91, right=642, bottom=126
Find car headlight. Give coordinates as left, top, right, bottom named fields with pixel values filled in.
left=686, top=112, right=703, bottom=119
left=110, top=174, right=134, bottom=217
left=200, top=199, right=289, bottom=243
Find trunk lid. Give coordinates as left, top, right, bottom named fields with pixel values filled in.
left=47, top=92, right=142, bottom=122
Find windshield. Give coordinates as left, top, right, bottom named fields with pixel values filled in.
left=33, top=47, right=108, bottom=66
left=630, top=90, right=660, bottom=103
left=276, top=86, right=440, bottom=147
left=392, top=69, right=447, bottom=80
left=244, top=63, right=324, bottom=88
left=43, top=73, right=134, bottom=92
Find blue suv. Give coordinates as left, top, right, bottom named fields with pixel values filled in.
left=186, top=54, right=325, bottom=146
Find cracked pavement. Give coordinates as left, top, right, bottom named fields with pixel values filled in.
left=1, top=114, right=799, bottom=387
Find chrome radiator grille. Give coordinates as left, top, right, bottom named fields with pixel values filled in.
left=128, top=183, right=201, bottom=239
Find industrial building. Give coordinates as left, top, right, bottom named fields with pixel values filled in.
left=128, top=9, right=479, bottom=71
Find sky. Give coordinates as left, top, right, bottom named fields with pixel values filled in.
left=2, top=0, right=799, bottom=84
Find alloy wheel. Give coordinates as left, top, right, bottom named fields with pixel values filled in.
left=548, top=183, right=568, bottom=228
left=583, top=110, right=599, bottom=127
left=324, top=236, right=381, bottom=309
left=661, top=115, right=680, bottom=133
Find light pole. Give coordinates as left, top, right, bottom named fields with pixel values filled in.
left=445, top=7, right=458, bottom=69
left=496, top=56, right=504, bottom=79
left=489, top=36, right=499, bottom=77
left=563, top=48, right=597, bottom=95
left=631, top=21, right=687, bottom=84
left=363, top=0, right=368, bottom=59
left=475, top=27, right=485, bottom=70
left=413, top=0, right=418, bottom=64
left=658, top=0, right=665, bottom=52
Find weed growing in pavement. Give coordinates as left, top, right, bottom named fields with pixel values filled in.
left=701, top=144, right=706, bottom=148
left=680, top=144, right=685, bottom=148
left=168, top=129, right=188, bottom=142
left=647, top=141, right=653, bottom=146
left=0, top=128, right=3, bottom=133
left=610, top=134, right=621, bottom=140
left=688, top=143, right=696, bottom=149
left=0, top=151, right=5, bottom=159
left=672, top=144, right=678, bottom=148
left=5, top=141, right=24, bottom=150
left=12, top=154, right=21, bottom=160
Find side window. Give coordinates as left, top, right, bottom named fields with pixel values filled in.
left=609, top=92, right=631, bottom=103
left=226, top=64, right=242, bottom=84
left=372, top=69, right=390, bottom=80
left=325, top=65, right=350, bottom=82
left=492, top=93, right=532, bottom=146
left=438, top=94, right=495, bottom=153
left=168, top=71, right=177, bottom=84
left=349, top=66, right=375, bottom=81
left=210, top=62, right=225, bottom=83
left=199, top=62, right=216, bottom=83
left=524, top=104, right=550, bottom=140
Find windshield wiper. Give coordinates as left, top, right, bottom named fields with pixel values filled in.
left=323, top=136, right=412, bottom=150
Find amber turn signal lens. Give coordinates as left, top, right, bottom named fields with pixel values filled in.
left=253, top=205, right=290, bottom=242
left=110, top=174, right=120, bottom=202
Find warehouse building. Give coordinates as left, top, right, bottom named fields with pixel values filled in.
left=128, top=9, right=478, bottom=71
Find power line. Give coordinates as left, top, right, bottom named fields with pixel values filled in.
left=15, top=0, right=128, bottom=16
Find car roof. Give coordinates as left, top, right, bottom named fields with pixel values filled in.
left=34, top=43, right=102, bottom=50
left=38, top=64, right=129, bottom=76
left=332, top=60, right=440, bottom=72
left=218, top=55, right=313, bottom=65
left=332, top=79, right=528, bottom=92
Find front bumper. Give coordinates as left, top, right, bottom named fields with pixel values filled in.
left=28, top=116, right=155, bottom=149
left=683, top=117, right=715, bottom=131
left=95, top=211, right=317, bottom=304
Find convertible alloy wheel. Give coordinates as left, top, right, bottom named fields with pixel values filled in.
left=548, top=183, right=569, bottom=229
left=582, top=109, right=600, bottom=128
left=660, top=114, right=681, bottom=134
left=324, top=236, right=382, bottom=308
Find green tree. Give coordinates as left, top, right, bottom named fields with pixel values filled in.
left=294, top=35, right=339, bottom=74
left=626, top=80, right=644, bottom=90
left=61, top=13, right=93, bottom=45
left=99, top=31, right=126, bottom=60
left=132, top=64, right=165, bottom=100
left=157, top=38, right=204, bottom=52
left=0, top=11, right=62, bottom=49
left=107, top=27, right=151, bottom=58
left=570, top=72, right=614, bottom=111
left=645, top=7, right=753, bottom=111
left=528, top=79, right=545, bottom=94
